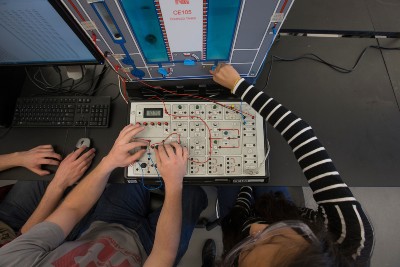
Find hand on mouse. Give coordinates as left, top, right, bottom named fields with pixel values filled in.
left=17, top=145, right=62, bottom=176
left=154, top=142, right=188, bottom=190
left=102, top=123, right=148, bottom=171
left=51, top=146, right=96, bottom=190
left=209, top=63, right=241, bottom=91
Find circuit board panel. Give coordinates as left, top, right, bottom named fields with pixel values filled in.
left=61, top=0, right=294, bottom=82
left=126, top=101, right=268, bottom=184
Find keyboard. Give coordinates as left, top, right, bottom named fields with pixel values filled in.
left=12, top=96, right=111, bottom=127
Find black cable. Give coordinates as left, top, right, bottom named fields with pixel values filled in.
left=25, top=68, right=58, bottom=93
left=69, top=79, right=76, bottom=93
left=91, top=82, right=119, bottom=101
left=81, top=65, right=84, bottom=81
left=92, top=82, right=115, bottom=94
left=58, top=68, right=63, bottom=90
left=39, top=68, right=51, bottom=86
left=70, top=65, right=108, bottom=95
left=64, top=66, right=85, bottom=94
left=53, top=66, right=63, bottom=91
left=82, top=65, right=97, bottom=95
left=111, top=87, right=121, bottom=102
left=26, top=67, right=77, bottom=95
left=28, top=65, right=108, bottom=96
left=262, top=54, right=274, bottom=91
left=59, top=66, right=86, bottom=94
left=36, top=67, right=71, bottom=89
left=261, top=45, right=400, bottom=91
left=142, top=87, right=167, bottom=98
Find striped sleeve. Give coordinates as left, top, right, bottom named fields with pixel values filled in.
left=233, top=186, right=269, bottom=234
left=234, top=186, right=254, bottom=216
left=233, top=80, right=374, bottom=264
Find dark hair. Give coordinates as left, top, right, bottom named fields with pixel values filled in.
left=220, top=191, right=362, bottom=267
left=281, top=238, right=353, bottom=267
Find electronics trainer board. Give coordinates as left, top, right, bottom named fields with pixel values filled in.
left=59, top=0, right=294, bottom=184
left=61, top=0, right=294, bottom=82
left=126, top=101, right=268, bottom=183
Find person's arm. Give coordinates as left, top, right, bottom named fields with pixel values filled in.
left=0, top=145, right=61, bottom=175
left=20, top=147, right=95, bottom=234
left=44, top=124, right=147, bottom=237
left=211, top=64, right=374, bottom=263
left=144, top=142, right=188, bottom=267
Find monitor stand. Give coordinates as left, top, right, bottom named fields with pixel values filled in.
left=66, top=65, right=86, bottom=80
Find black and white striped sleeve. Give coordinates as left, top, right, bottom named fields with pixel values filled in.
left=233, top=186, right=269, bottom=234
left=234, top=186, right=254, bottom=216
left=232, top=79, right=374, bottom=264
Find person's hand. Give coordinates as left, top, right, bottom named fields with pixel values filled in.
left=50, top=147, right=96, bottom=190
left=209, top=64, right=241, bottom=91
left=17, top=145, right=62, bottom=176
left=154, top=142, right=188, bottom=190
left=102, top=124, right=148, bottom=171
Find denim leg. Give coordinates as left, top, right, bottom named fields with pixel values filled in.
left=0, top=181, right=48, bottom=232
left=67, top=183, right=151, bottom=245
left=83, top=184, right=207, bottom=264
left=88, top=183, right=151, bottom=230
left=174, top=186, right=208, bottom=264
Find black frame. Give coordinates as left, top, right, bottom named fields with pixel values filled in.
left=0, top=0, right=104, bottom=66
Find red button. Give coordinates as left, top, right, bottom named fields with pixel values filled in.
left=150, top=122, right=155, bottom=126
left=164, top=122, right=169, bottom=125
left=157, top=122, right=161, bottom=126
left=143, top=122, right=148, bottom=126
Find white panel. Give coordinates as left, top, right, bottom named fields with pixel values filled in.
left=158, top=0, right=203, bottom=53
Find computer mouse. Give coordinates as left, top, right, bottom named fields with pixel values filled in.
left=75, top=138, right=91, bottom=153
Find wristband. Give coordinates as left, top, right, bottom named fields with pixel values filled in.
left=232, top=77, right=242, bottom=92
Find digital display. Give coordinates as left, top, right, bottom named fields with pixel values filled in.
left=144, top=108, right=163, bottom=118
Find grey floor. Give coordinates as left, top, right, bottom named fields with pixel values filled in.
left=1, top=180, right=399, bottom=266
left=179, top=187, right=400, bottom=267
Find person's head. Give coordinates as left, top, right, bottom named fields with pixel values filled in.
left=220, top=192, right=356, bottom=267
left=222, top=220, right=353, bottom=267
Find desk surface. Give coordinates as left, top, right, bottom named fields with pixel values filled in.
left=0, top=76, right=128, bottom=183
left=259, top=36, right=400, bottom=186
left=378, top=38, right=400, bottom=108
left=282, top=0, right=400, bottom=35
left=365, top=0, right=400, bottom=33
left=1, top=36, right=400, bottom=186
